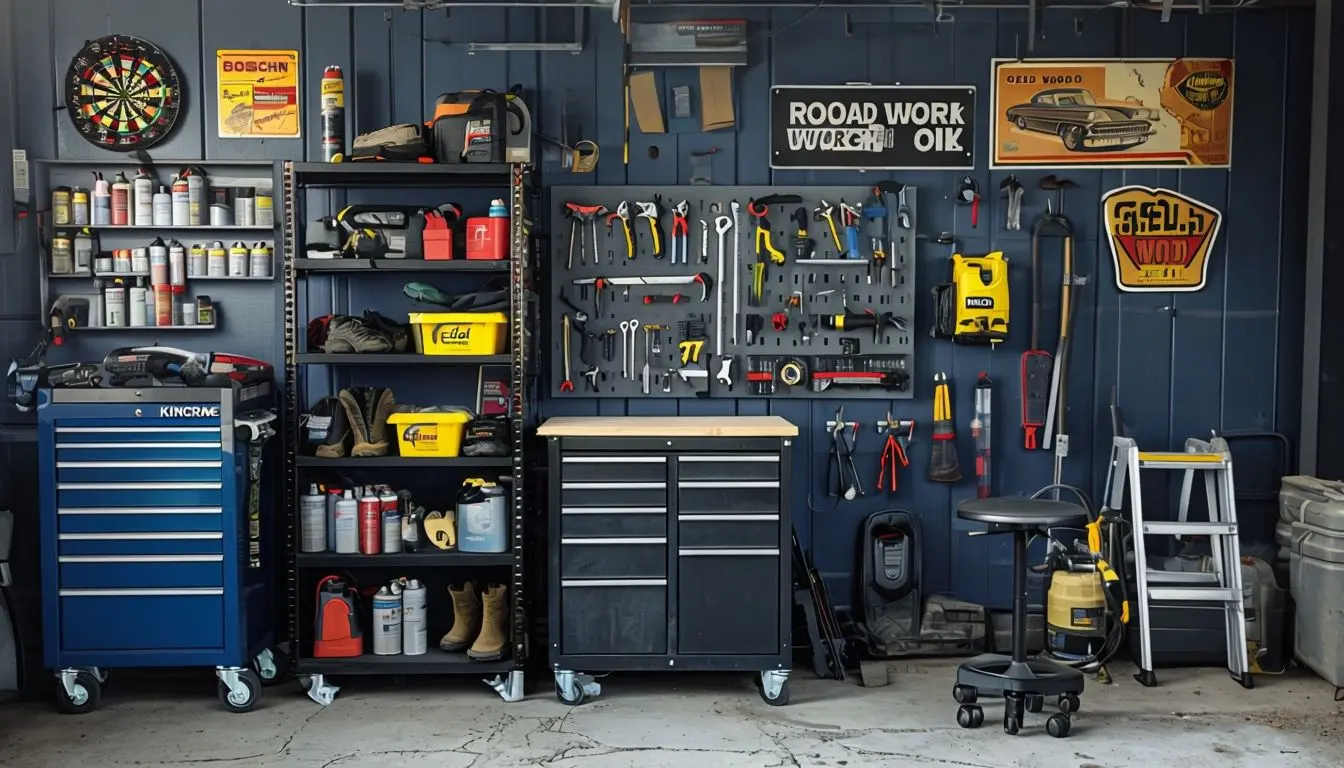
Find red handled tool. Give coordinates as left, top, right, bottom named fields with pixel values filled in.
left=643, top=294, right=685, bottom=305
left=559, top=314, right=574, bottom=392
left=877, top=414, right=913, bottom=494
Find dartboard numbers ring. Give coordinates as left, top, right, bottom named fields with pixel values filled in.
left=65, top=34, right=183, bottom=151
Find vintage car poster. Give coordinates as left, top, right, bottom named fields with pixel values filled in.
left=1102, top=185, right=1223, bottom=292
left=216, top=49, right=300, bottom=139
left=991, top=58, right=1233, bottom=168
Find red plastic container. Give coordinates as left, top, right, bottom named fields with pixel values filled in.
left=422, top=209, right=454, bottom=260
left=464, top=216, right=508, bottom=260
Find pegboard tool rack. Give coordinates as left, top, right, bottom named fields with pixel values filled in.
left=548, top=185, right=917, bottom=400
left=279, top=161, right=531, bottom=702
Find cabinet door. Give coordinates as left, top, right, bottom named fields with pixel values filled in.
left=561, top=580, right=668, bottom=656
left=676, top=549, right=780, bottom=655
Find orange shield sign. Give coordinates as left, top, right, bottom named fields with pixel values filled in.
left=1102, top=185, right=1222, bottom=292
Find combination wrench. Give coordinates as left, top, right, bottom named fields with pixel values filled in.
left=714, top=216, right=733, bottom=357
left=699, top=219, right=709, bottom=264
left=624, top=317, right=639, bottom=380
left=730, top=200, right=741, bottom=346
left=619, top=321, right=632, bottom=379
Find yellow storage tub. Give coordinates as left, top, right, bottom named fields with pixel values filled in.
left=409, top=312, right=509, bottom=355
left=387, top=410, right=471, bottom=458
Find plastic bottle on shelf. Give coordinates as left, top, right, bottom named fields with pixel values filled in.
left=152, top=185, right=172, bottom=226
left=133, top=168, right=154, bottom=226
left=91, top=172, right=111, bottom=226
left=171, top=175, right=190, bottom=225
left=110, top=172, right=131, bottom=226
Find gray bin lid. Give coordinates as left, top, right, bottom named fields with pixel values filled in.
left=1281, top=475, right=1344, bottom=526
left=1290, top=521, right=1344, bottom=564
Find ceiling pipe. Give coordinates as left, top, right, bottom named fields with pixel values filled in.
left=286, top=0, right=1271, bottom=9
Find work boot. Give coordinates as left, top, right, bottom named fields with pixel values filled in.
left=323, top=314, right=394, bottom=353
left=365, top=387, right=398, bottom=456
left=336, top=389, right=372, bottom=455
left=309, top=395, right=351, bottom=458
left=468, top=583, right=508, bottom=661
left=439, top=582, right=480, bottom=652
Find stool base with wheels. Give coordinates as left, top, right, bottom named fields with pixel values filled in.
left=952, top=498, right=1088, bottom=738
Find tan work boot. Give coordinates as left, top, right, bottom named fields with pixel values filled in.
left=365, top=387, right=397, bottom=455
left=438, top=583, right=480, bottom=652
left=468, top=584, right=508, bottom=661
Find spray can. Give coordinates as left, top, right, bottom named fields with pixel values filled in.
left=52, top=186, right=72, bottom=226
left=73, top=230, right=94, bottom=272
left=300, top=483, right=328, bottom=553
left=112, top=248, right=132, bottom=273
left=255, top=193, right=274, bottom=227
left=148, top=238, right=169, bottom=285
left=207, top=241, right=227, bottom=276
left=71, top=187, right=90, bottom=226
left=371, top=583, right=403, bottom=656
left=104, top=284, right=126, bottom=327
left=358, top=487, right=381, bottom=555
left=152, top=185, right=172, bottom=226
left=188, top=242, right=206, bottom=277
left=183, top=167, right=206, bottom=226
left=399, top=490, right=420, bottom=553
left=320, top=65, right=346, bottom=162
left=131, top=246, right=150, bottom=275
left=144, top=285, right=157, bottom=326
left=49, top=233, right=73, bottom=274
left=168, top=240, right=186, bottom=286
left=92, top=172, right=111, bottom=226
left=154, top=284, right=172, bottom=326
left=228, top=241, right=249, bottom=277
left=133, top=168, right=154, bottom=226
left=171, top=175, right=190, bottom=225
left=110, top=172, right=131, bottom=226
left=325, top=487, right=341, bottom=552
left=129, top=281, right=147, bottom=327
left=380, top=488, right=401, bottom=554
left=399, top=578, right=428, bottom=655
left=334, top=489, right=358, bottom=553
left=249, top=242, right=272, bottom=278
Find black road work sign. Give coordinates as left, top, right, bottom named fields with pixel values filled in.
left=770, top=85, right=976, bottom=170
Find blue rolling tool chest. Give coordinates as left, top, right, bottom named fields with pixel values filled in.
left=38, top=385, right=283, bottom=713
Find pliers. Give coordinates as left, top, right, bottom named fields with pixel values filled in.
left=877, top=414, right=912, bottom=494
left=635, top=196, right=664, bottom=258
left=606, top=202, right=634, bottom=261
left=671, top=200, right=689, bottom=264
left=828, top=409, right=863, bottom=501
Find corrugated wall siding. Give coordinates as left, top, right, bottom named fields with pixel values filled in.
left=1, top=0, right=1310, bottom=610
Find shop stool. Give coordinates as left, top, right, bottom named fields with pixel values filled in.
left=952, top=498, right=1088, bottom=738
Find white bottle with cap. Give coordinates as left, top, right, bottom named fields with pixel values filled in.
left=133, top=168, right=154, bottom=226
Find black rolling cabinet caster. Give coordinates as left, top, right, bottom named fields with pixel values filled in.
left=1025, top=694, right=1044, bottom=713
left=956, top=704, right=985, bottom=729
left=1046, top=713, right=1072, bottom=738
left=952, top=684, right=977, bottom=704
left=1058, top=693, right=1081, bottom=714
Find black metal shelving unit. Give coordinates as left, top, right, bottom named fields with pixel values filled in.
left=280, top=161, right=532, bottom=703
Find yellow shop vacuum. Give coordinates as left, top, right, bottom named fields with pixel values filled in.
left=931, top=251, right=1010, bottom=344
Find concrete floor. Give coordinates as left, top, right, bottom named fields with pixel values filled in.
left=1, top=660, right=1341, bottom=767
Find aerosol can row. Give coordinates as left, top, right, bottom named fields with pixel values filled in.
left=371, top=578, right=428, bottom=656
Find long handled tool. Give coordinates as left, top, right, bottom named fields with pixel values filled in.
left=1022, top=214, right=1065, bottom=449
left=1042, top=218, right=1081, bottom=491
left=972, top=373, right=993, bottom=498
left=929, top=372, right=962, bottom=482
left=559, top=314, right=574, bottom=392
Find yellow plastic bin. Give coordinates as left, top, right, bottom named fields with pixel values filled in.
left=408, top=312, right=509, bottom=355
left=387, top=410, right=471, bottom=457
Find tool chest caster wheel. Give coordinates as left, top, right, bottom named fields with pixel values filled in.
left=1046, top=713, right=1072, bottom=738
left=54, top=670, right=101, bottom=715
left=253, top=648, right=288, bottom=687
left=758, top=670, right=790, bottom=706
left=759, top=679, right=790, bottom=706
left=1058, top=693, right=1081, bottom=714
left=1003, top=714, right=1021, bottom=735
left=217, top=669, right=261, bottom=713
left=555, top=680, right=586, bottom=706
left=956, top=704, right=984, bottom=728
left=1026, top=694, right=1044, bottom=713
left=952, top=684, right=977, bottom=704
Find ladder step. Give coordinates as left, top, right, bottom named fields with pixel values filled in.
left=1147, top=586, right=1242, bottom=602
left=1145, top=569, right=1219, bottom=585
left=1137, top=452, right=1229, bottom=470
left=1143, top=521, right=1238, bottom=536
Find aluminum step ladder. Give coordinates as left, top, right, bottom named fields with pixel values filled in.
left=1105, top=435, right=1253, bottom=689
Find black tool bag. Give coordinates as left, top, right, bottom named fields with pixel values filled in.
left=335, top=205, right=428, bottom=259
left=430, top=89, right=513, bottom=164
left=350, top=123, right=430, bottom=163
left=462, top=418, right=511, bottom=457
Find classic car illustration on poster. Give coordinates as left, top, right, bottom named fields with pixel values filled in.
left=990, top=58, right=1234, bottom=168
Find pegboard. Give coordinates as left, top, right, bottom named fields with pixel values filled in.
left=549, top=185, right=917, bottom=399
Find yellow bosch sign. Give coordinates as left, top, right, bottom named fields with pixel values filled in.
left=216, top=49, right=300, bottom=138
left=1103, top=185, right=1222, bottom=293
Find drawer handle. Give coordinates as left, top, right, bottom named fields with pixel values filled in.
left=562, top=482, right=666, bottom=490
left=57, top=461, right=223, bottom=469
left=60, top=588, right=224, bottom=597
left=55, top=427, right=221, bottom=434
left=678, top=514, right=780, bottom=521
left=679, top=455, right=779, bottom=463
left=678, top=481, right=779, bottom=489
left=57, top=442, right=223, bottom=449
left=563, top=456, right=666, bottom=464
left=561, top=537, right=667, bottom=545
left=561, top=579, right=667, bottom=588
left=59, top=507, right=223, bottom=515
left=58, top=482, right=223, bottom=490
left=59, top=532, right=224, bottom=541
left=678, top=548, right=780, bottom=556
left=561, top=507, right=667, bottom=515
left=58, top=554, right=224, bottom=563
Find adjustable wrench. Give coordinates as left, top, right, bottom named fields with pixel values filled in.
left=698, top=219, right=709, bottom=264
left=635, top=198, right=664, bottom=258
left=730, top=200, right=741, bottom=346
left=714, top=216, right=733, bottom=356
left=624, top=317, right=639, bottom=380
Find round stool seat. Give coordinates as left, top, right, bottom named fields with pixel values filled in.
left=957, top=498, right=1088, bottom=528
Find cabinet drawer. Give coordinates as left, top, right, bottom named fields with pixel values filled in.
left=58, top=507, right=224, bottom=534
left=561, top=455, right=667, bottom=483
left=679, top=514, right=779, bottom=549
left=56, top=461, right=224, bottom=484
left=561, top=539, right=667, bottom=579
left=678, top=454, right=780, bottom=482
left=58, top=532, right=224, bottom=556
left=59, top=591, right=225, bottom=651
left=561, top=507, right=667, bottom=538
left=560, top=580, right=667, bottom=655
left=58, top=483, right=224, bottom=510
left=59, top=555, right=224, bottom=589
left=561, top=482, right=666, bottom=508
left=678, top=482, right=779, bottom=514
left=677, top=550, right=781, bottom=655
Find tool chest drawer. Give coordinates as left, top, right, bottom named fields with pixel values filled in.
left=57, top=484, right=225, bottom=509
left=57, top=507, right=225, bottom=534
left=677, top=549, right=781, bottom=655
left=56, top=461, right=225, bottom=484
left=678, top=454, right=780, bottom=482
left=561, top=538, right=667, bottom=579
left=59, top=591, right=225, bottom=651
left=58, top=532, right=224, bottom=556
left=678, top=481, right=780, bottom=514
left=561, top=454, right=668, bottom=483
left=60, top=556, right=225, bottom=589
left=561, top=481, right=668, bottom=508
left=679, top=514, right=779, bottom=549
left=560, top=580, right=668, bottom=655
left=560, top=506, right=668, bottom=538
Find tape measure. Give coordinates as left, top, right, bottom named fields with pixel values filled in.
left=779, top=360, right=805, bottom=387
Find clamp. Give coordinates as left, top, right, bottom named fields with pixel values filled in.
left=635, top=196, right=664, bottom=258
left=671, top=200, right=690, bottom=265
left=606, top=202, right=634, bottom=260
left=825, top=407, right=863, bottom=501
left=814, top=200, right=844, bottom=254
left=877, top=413, right=914, bottom=493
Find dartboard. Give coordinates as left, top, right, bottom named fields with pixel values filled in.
left=64, top=34, right=182, bottom=151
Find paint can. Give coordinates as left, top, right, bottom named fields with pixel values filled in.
left=171, top=175, right=190, bottom=225
left=228, top=241, right=249, bottom=277
left=131, top=247, right=150, bottom=275
left=333, top=489, right=358, bottom=554
left=321, top=65, right=346, bottom=161
left=149, top=238, right=169, bottom=285
left=235, top=189, right=255, bottom=226
left=207, top=241, right=227, bottom=277
left=371, top=583, right=403, bottom=656
left=358, top=487, right=381, bottom=555
left=300, top=483, right=327, bottom=553
left=51, top=187, right=72, bottom=226
left=255, top=194, right=274, bottom=227
left=210, top=204, right=233, bottom=227
left=380, top=488, right=401, bottom=554
left=71, top=187, right=90, bottom=226
left=112, top=248, right=132, bottom=273
left=168, top=240, right=186, bottom=286
left=188, top=242, right=206, bottom=277
left=94, top=254, right=112, bottom=274
left=399, top=578, right=428, bottom=655
left=249, top=242, right=272, bottom=278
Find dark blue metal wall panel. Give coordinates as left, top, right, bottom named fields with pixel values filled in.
left=0, top=2, right=1311, bottom=613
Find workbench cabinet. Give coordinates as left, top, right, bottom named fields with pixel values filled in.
left=540, top=416, right=798, bottom=706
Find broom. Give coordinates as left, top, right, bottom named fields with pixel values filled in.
left=929, top=372, right=962, bottom=483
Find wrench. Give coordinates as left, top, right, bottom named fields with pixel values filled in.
left=714, top=216, right=733, bottom=356
left=715, top=356, right=733, bottom=388
left=560, top=315, right=574, bottom=392
left=699, top=219, right=709, bottom=264
left=625, top=318, right=639, bottom=380
left=619, top=320, right=632, bottom=379
left=730, top=200, right=741, bottom=346
left=642, top=325, right=653, bottom=395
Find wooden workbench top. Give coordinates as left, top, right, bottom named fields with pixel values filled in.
left=537, top=416, right=799, bottom=438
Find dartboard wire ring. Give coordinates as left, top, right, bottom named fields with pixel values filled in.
left=64, top=34, right=183, bottom=152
